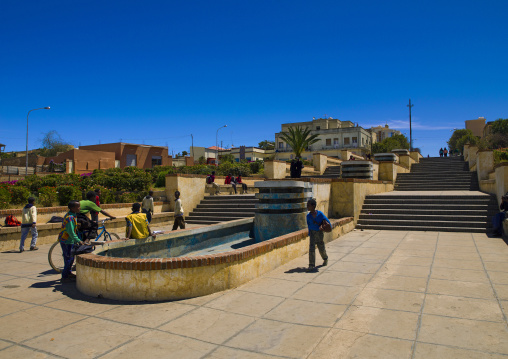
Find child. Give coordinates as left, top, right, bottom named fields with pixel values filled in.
left=306, top=198, right=330, bottom=272
left=125, top=203, right=155, bottom=239
left=20, top=197, right=38, bottom=252
left=142, top=190, right=155, bottom=223
left=58, top=201, right=83, bottom=282
left=173, top=191, right=185, bottom=230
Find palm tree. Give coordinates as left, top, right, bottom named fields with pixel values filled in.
left=279, top=126, right=320, bottom=158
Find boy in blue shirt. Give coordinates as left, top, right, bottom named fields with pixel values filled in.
left=306, top=198, right=330, bottom=272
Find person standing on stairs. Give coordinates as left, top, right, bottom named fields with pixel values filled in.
left=493, top=194, right=508, bottom=237
left=439, top=148, right=444, bottom=157
left=443, top=148, right=448, bottom=157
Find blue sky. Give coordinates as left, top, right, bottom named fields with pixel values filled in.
left=1, top=0, right=507, bottom=157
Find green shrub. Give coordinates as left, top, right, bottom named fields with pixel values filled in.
left=9, top=186, right=30, bottom=205
left=38, top=187, right=57, bottom=207
left=217, top=162, right=252, bottom=177
left=56, top=185, right=83, bottom=206
left=88, top=186, right=115, bottom=204
left=156, top=171, right=171, bottom=187
left=494, top=149, right=508, bottom=164
left=118, top=192, right=139, bottom=204
left=249, top=161, right=264, bottom=174
left=0, top=187, right=11, bottom=209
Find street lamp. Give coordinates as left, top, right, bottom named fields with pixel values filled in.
left=216, top=125, right=227, bottom=166
left=26, top=107, right=50, bottom=175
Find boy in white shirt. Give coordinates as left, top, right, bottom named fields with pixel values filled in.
left=20, top=197, right=38, bottom=252
left=172, top=191, right=185, bottom=230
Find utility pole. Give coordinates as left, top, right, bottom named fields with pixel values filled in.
left=190, top=134, right=194, bottom=159
left=407, top=99, right=414, bottom=151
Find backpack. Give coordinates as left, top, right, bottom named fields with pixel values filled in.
left=5, top=215, right=21, bottom=227
left=206, top=176, right=212, bottom=184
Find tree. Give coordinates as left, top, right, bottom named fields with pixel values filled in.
left=372, top=134, right=410, bottom=153
left=491, top=119, right=508, bottom=134
left=448, top=129, right=474, bottom=152
left=258, top=140, right=275, bottom=150
left=182, top=150, right=188, bottom=156
left=219, top=153, right=235, bottom=163
left=279, top=126, right=320, bottom=158
left=198, top=156, right=206, bottom=165
left=39, top=131, right=73, bottom=157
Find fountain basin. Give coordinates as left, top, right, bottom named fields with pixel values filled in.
left=76, top=217, right=354, bottom=301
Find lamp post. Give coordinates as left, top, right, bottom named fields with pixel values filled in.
left=26, top=107, right=50, bottom=175
left=407, top=99, right=414, bottom=151
left=216, top=125, right=227, bottom=166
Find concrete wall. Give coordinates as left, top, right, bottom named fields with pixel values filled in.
left=264, top=160, right=287, bottom=179
left=313, top=153, right=328, bottom=175
left=165, top=174, right=207, bottom=213
left=409, top=151, right=422, bottom=163
left=0, top=212, right=174, bottom=251
left=399, top=155, right=415, bottom=170
left=310, top=181, right=332, bottom=216
left=468, top=146, right=479, bottom=170
left=463, top=144, right=470, bottom=161
left=378, top=162, right=409, bottom=182
left=495, top=164, right=508, bottom=205
left=330, top=179, right=394, bottom=223
left=477, top=150, right=494, bottom=181
left=45, top=149, right=116, bottom=174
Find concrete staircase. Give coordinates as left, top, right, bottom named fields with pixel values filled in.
left=185, top=195, right=257, bottom=225
left=357, top=156, right=498, bottom=233
left=321, top=166, right=341, bottom=178
left=395, top=156, right=479, bottom=191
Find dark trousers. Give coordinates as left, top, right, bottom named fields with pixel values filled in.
left=173, top=216, right=185, bottom=230
left=60, top=242, right=75, bottom=278
left=142, top=209, right=152, bottom=223
left=493, top=212, right=506, bottom=236
left=309, top=230, right=328, bottom=267
left=240, top=183, right=247, bottom=193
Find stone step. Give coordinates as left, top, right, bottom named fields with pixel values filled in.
left=197, top=203, right=257, bottom=209
left=356, top=218, right=490, bottom=228
left=188, top=212, right=253, bottom=218
left=355, top=224, right=488, bottom=233
left=190, top=208, right=256, bottom=214
left=395, top=187, right=479, bottom=191
left=358, top=213, right=489, bottom=222
left=185, top=219, right=221, bottom=225
left=360, top=208, right=491, bottom=215
left=364, top=197, right=491, bottom=203
left=186, top=215, right=248, bottom=222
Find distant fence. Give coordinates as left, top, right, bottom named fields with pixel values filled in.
left=1, top=166, right=35, bottom=175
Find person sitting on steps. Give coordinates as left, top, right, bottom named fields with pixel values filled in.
left=225, top=173, right=237, bottom=194
left=206, top=171, right=220, bottom=195
left=125, top=203, right=156, bottom=240
left=493, top=193, right=508, bottom=237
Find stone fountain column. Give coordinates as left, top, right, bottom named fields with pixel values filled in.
left=253, top=181, right=313, bottom=242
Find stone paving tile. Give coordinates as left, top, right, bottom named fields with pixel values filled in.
left=490, top=271, right=508, bottom=285
left=44, top=296, right=120, bottom=316
left=99, top=302, right=196, bottom=328
left=423, top=294, right=505, bottom=322
left=418, top=314, right=508, bottom=354
left=0, top=296, right=34, bottom=317
left=291, top=283, right=362, bottom=305
left=340, top=253, right=389, bottom=264
left=159, top=307, right=256, bottom=345
left=0, top=339, right=11, bottom=350
left=432, top=258, right=484, bottom=270
left=101, top=330, right=217, bottom=359
left=206, top=346, right=278, bottom=358
left=327, top=260, right=382, bottom=274
left=239, top=277, right=306, bottom=297
left=353, top=287, right=425, bottom=312
left=308, top=329, right=413, bottom=359
left=24, top=317, right=148, bottom=358
left=205, top=291, right=285, bottom=317
left=484, top=261, right=508, bottom=272
left=312, top=271, right=372, bottom=287
left=376, top=263, right=432, bottom=278
left=263, top=298, right=346, bottom=327
left=366, top=274, right=428, bottom=292
left=0, top=345, right=54, bottom=358
left=413, top=343, right=508, bottom=359
left=224, top=319, right=328, bottom=358
left=492, top=283, right=508, bottom=301
left=335, top=305, right=420, bottom=340
left=430, top=267, right=490, bottom=283
left=0, top=306, right=85, bottom=342
left=384, top=255, right=434, bottom=267
left=427, top=278, right=497, bottom=299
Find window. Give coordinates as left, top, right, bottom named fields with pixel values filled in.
left=151, top=156, right=162, bottom=167
left=362, top=138, right=365, bottom=145
left=278, top=142, right=284, bottom=149
left=352, top=137, right=358, bottom=144
left=126, top=154, right=137, bottom=167
left=316, top=126, right=321, bottom=130
left=326, top=139, right=331, bottom=146
left=344, top=138, right=350, bottom=145
left=333, top=138, right=338, bottom=144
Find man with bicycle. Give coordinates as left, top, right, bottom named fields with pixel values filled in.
left=59, top=201, right=84, bottom=282
left=79, top=191, right=116, bottom=242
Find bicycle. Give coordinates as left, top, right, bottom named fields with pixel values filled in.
left=48, top=218, right=120, bottom=273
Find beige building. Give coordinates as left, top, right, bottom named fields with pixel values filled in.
left=275, top=117, right=373, bottom=160
left=370, top=124, right=402, bottom=142
left=466, top=117, right=486, bottom=137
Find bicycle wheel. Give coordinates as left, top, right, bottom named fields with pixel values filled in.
left=104, top=232, right=120, bottom=241
left=48, top=241, right=64, bottom=273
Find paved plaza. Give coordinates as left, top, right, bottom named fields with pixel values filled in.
left=1, top=229, right=508, bottom=358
